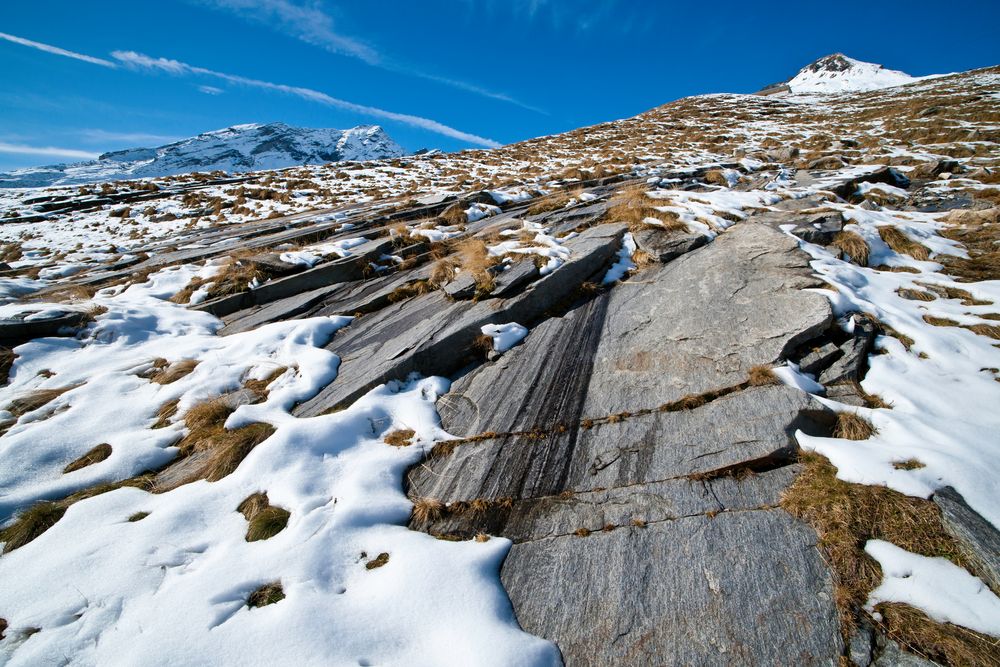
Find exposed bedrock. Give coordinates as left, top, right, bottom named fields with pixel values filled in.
left=406, top=222, right=845, bottom=665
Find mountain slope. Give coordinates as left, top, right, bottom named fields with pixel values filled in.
left=0, top=61, right=999, bottom=667
left=0, top=123, right=406, bottom=188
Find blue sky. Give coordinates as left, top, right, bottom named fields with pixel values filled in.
left=1, top=0, right=999, bottom=170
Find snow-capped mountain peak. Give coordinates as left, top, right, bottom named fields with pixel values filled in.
left=784, top=53, right=917, bottom=94
left=0, top=122, right=407, bottom=188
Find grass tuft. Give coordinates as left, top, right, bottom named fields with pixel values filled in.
left=149, top=359, right=199, bottom=385
left=832, top=231, right=870, bottom=266
left=384, top=429, right=415, bottom=447
left=747, top=364, right=780, bottom=386
left=833, top=412, right=877, bottom=440
left=63, top=443, right=112, bottom=473
left=247, top=582, right=285, bottom=608
left=878, top=226, right=930, bottom=261
left=411, top=497, right=445, bottom=523
left=365, top=552, right=390, bottom=570
left=0, top=502, right=66, bottom=553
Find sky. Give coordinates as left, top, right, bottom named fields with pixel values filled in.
left=1, top=0, right=999, bottom=170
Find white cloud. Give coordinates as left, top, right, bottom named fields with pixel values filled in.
left=0, top=142, right=100, bottom=160
left=79, top=129, right=181, bottom=145
left=112, top=50, right=502, bottom=147
left=198, top=85, right=225, bottom=95
left=193, top=0, right=544, bottom=113
left=195, top=0, right=379, bottom=64
left=0, top=31, right=117, bottom=68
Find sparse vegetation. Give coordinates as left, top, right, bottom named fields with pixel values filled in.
left=832, top=412, right=877, bottom=440
left=247, top=581, right=285, bottom=608
left=747, top=364, right=780, bottom=386
left=832, top=230, right=870, bottom=266
left=63, top=443, right=113, bottom=473
left=384, top=428, right=415, bottom=447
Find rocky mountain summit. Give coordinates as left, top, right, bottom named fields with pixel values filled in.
left=0, top=123, right=406, bottom=188
left=759, top=53, right=922, bottom=95
left=0, top=59, right=999, bottom=666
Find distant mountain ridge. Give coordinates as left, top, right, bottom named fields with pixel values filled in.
left=758, top=53, right=923, bottom=95
left=0, top=123, right=406, bottom=188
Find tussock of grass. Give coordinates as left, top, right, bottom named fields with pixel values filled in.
left=873, top=602, right=1000, bottom=667
left=365, top=552, right=390, bottom=570
left=247, top=581, right=285, bottom=608
left=246, top=506, right=290, bottom=542
left=411, top=497, right=445, bottom=523
left=128, top=511, right=149, bottom=522
left=833, top=412, right=877, bottom=440
left=965, top=323, right=1000, bottom=340
left=878, top=226, right=930, bottom=261
left=896, top=287, right=935, bottom=302
left=153, top=399, right=179, bottom=429
left=438, top=203, right=468, bottom=226
left=63, top=443, right=112, bottom=473
left=914, top=282, right=991, bottom=306
left=832, top=231, right=870, bottom=266
left=923, top=315, right=960, bottom=327
left=892, top=458, right=926, bottom=470
left=387, top=279, right=435, bottom=303
left=242, top=366, right=287, bottom=400
left=604, top=186, right=684, bottom=233
left=0, top=347, right=15, bottom=386
left=0, top=502, right=66, bottom=553
left=782, top=452, right=982, bottom=657
left=384, top=429, right=415, bottom=447
left=526, top=191, right=575, bottom=216
left=747, top=364, right=780, bottom=386
left=6, top=385, right=76, bottom=418
left=200, top=423, right=276, bottom=482
left=149, top=359, right=199, bottom=385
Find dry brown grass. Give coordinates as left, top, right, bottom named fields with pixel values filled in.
left=747, top=364, right=780, bottom=386
left=526, top=191, right=575, bottom=216
left=940, top=209, right=1000, bottom=282
left=438, top=203, right=468, bottom=226
left=387, top=279, right=435, bottom=303
left=247, top=581, right=285, bottom=608
left=878, top=226, right=930, bottom=261
left=411, top=497, right=445, bottom=523
left=148, top=359, right=199, bottom=385
left=604, top=186, right=685, bottom=233
left=0, top=502, right=66, bottom=553
left=892, top=458, right=926, bottom=470
left=923, top=315, right=960, bottom=327
left=153, top=399, right=179, bottom=429
left=365, top=552, right=390, bottom=570
left=238, top=493, right=290, bottom=542
left=63, top=443, right=112, bottom=473
left=896, top=287, right=935, bottom=301
left=914, top=282, right=991, bottom=306
left=832, top=231, right=870, bottom=266
left=782, top=452, right=996, bottom=663
left=384, top=428, right=415, bottom=447
left=966, top=323, right=1000, bottom=340
left=6, top=385, right=77, bottom=418
left=833, top=412, right=877, bottom=440
left=0, top=347, right=15, bottom=386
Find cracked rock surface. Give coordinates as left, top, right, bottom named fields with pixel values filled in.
left=407, top=222, right=844, bottom=665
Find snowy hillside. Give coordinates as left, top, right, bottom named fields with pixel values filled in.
left=785, top=53, right=919, bottom=94
left=0, top=123, right=406, bottom=188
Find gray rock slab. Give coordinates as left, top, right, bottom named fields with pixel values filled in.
left=292, top=224, right=625, bottom=416
left=583, top=223, right=831, bottom=415
left=631, top=227, right=708, bottom=262
left=502, top=509, right=843, bottom=666
left=933, top=486, right=1000, bottom=594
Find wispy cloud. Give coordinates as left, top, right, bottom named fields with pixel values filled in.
left=194, top=0, right=379, bottom=64
left=193, top=0, right=544, bottom=113
left=0, top=31, right=118, bottom=68
left=112, top=50, right=502, bottom=147
left=198, top=85, right=225, bottom=95
left=0, top=142, right=100, bottom=160
left=79, top=129, right=181, bottom=145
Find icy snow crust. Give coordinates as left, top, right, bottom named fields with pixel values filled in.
left=0, top=269, right=559, bottom=666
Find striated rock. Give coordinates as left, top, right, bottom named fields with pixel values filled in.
left=406, top=221, right=844, bottom=665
